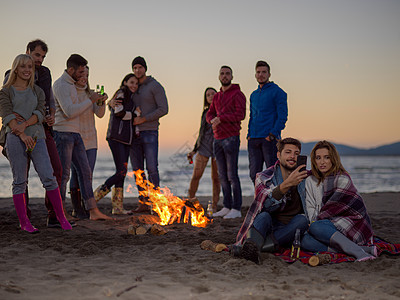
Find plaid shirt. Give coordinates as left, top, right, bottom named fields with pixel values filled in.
left=235, top=161, right=306, bottom=246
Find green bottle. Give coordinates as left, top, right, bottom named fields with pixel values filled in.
left=26, top=131, right=39, bottom=153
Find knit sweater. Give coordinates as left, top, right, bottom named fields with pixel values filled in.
left=305, top=175, right=324, bottom=223
left=76, top=85, right=105, bottom=150
left=0, top=85, right=45, bottom=139
left=52, top=71, right=93, bottom=133
left=132, top=76, right=168, bottom=131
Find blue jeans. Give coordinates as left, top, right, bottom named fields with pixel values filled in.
left=213, top=135, right=242, bottom=210
left=130, top=130, right=160, bottom=197
left=252, top=211, right=308, bottom=247
left=54, top=131, right=96, bottom=210
left=248, top=138, right=278, bottom=183
left=301, top=219, right=338, bottom=252
left=70, top=148, right=97, bottom=190
left=105, top=139, right=130, bottom=188
left=6, top=133, right=58, bottom=195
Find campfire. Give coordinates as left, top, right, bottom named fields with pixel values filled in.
left=125, top=170, right=209, bottom=228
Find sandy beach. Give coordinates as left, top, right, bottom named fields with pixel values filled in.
left=0, top=192, right=399, bottom=300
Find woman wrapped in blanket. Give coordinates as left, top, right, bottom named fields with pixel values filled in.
left=301, top=140, right=375, bottom=261
left=0, top=54, right=72, bottom=232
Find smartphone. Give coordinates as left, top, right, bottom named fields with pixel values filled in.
left=297, top=155, right=307, bottom=172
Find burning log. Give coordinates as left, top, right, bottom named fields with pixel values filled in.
left=308, top=254, right=331, bottom=267
left=125, top=170, right=209, bottom=228
left=200, top=240, right=227, bottom=253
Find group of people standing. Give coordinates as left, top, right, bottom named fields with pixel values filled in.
left=0, top=39, right=168, bottom=232
left=1, top=38, right=375, bottom=264
left=186, top=63, right=375, bottom=263
left=187, top=61, right=287, bottom=220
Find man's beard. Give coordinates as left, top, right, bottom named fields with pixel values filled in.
left=221, top=80, right=232, bottom=87
left=257, top=80, right=268, bottom=85
left=280, top=160, right=297, bottom=171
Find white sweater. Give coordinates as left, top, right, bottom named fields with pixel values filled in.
left=305, top=175, right=324, bottom=223
left=53, top=71, right=92, bottom=133
left=76, top=85, right=105, bottom=150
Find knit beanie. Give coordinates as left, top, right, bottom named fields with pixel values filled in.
left=131, top=56, right=147, bottom=71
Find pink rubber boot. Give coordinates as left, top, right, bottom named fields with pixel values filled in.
left=13, top=193, right=38, bottom=233
left=46, top=188, right=72, bottom=230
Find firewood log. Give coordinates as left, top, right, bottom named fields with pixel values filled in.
left=308, top=254, right=331, bottom=266
left=200, top=240, right=227, bottom=253
left=127, top=225, right=136, bottom=235
left=136, top=225, right=152, bottom=235
left=150, top=224, right=168, bottom=235
left=127, top=224, right=151, bottom=235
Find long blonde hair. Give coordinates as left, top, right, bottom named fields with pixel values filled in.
left=3, top=54, right=35, bottom=89
left=310, top=140, right=347, bottom=184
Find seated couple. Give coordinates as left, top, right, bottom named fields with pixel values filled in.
left=233, top=138, right=376, bottom=264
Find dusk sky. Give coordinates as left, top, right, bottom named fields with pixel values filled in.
left=1, top=0, right=399, bottom=155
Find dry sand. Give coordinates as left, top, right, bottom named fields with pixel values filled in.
left=0, top=193, right=399, bottom=300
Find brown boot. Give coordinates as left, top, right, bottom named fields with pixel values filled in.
left=111, top=187, right=131, bottom=215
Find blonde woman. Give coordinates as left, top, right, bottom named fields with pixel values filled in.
left=0, top=54, right=71, bottom=232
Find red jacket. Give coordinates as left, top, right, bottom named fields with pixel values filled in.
left=206, top=84, right=246, bottom=140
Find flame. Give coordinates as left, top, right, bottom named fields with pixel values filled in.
left=126, top=170, right=209, bottom=228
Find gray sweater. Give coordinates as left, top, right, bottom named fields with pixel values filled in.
left=132, top=76, right=168, bottom=131
left=0, top=85, right=45, bottom=139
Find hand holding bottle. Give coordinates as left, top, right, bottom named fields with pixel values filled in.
left=19, top=133, right=36, bottom=152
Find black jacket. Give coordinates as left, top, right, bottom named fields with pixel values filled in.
left=106, top=87, right=135, bottom=145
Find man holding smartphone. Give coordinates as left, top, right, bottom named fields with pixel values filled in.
left=233, top=138, right=308, bottom=264
left=247, top=60, right=288, bottom=184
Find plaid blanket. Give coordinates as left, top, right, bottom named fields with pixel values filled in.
left=275, top=236, right=400, bottom=264
left=317, top=173, right=373, bottom=245
left=235, top=161, right=289, bottom=246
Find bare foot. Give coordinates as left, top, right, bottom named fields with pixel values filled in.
left=89, top=208, right=113, bottom=220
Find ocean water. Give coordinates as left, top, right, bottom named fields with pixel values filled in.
left=0, top=151, right=399, bottom=198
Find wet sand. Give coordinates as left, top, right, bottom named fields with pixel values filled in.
left=0, top=193, right=399, bottom=300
